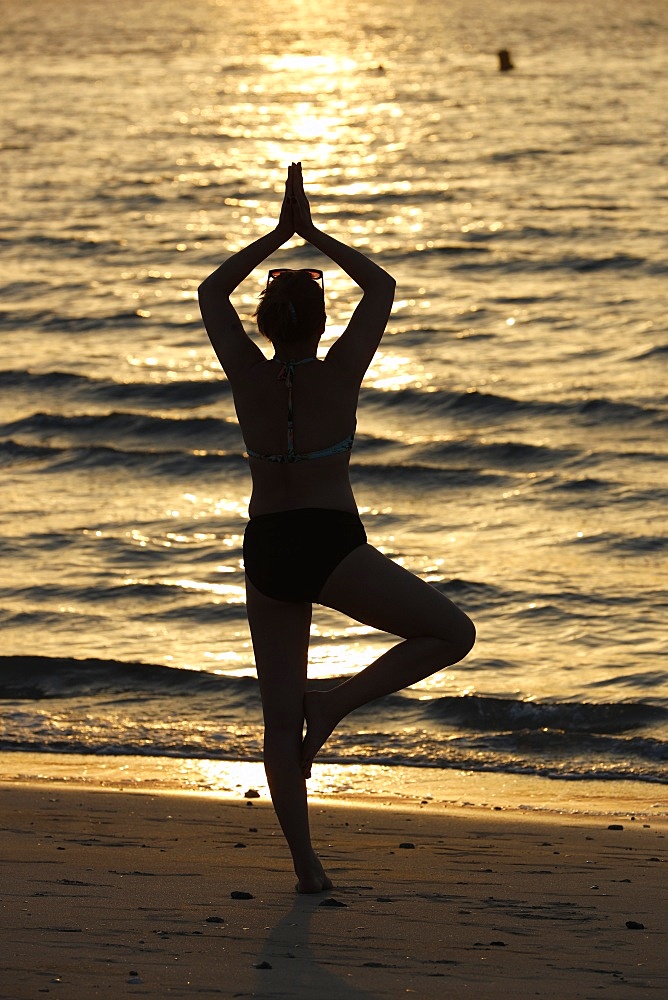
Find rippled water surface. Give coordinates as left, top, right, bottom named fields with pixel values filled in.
left=1, top=0, right=666, bottom=787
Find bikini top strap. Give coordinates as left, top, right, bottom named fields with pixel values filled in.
left=272, top=356, right=317, bottom=459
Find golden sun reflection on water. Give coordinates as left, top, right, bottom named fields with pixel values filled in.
left=366, top=350, right=428, bottom=390
left=167, top=758, right=423, bottom=806
left=192, top=758, right=268, bottom=796
left=268, top=54, right=359, bottom=78
left=181, top=493, right=250, bottom=519
left=307, top=641, right=388, bottom=679
left=122, top=576, right=246, bottom=602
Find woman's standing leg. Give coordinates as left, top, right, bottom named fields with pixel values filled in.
left=302, top=544, right=476, bottom=774
left=245, top=576, right=332, bottom=893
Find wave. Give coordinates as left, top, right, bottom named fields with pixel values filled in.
left=3, top=233, right=125, bottom=256
left=353, top=461, right=507, bottom=490
left=628, top=344, right=668, bottom=363
left=0, top=656, right=257, bottom=701
left=568, top=530, right=668, bottom=554
left=0, top=304, right=201, bottom=334
left=412, top=438, right=578, bottom=470
left=0, top=731, right=664, bottom=783
left=361, top=385, right=664, bottom=428
left=550, top=476, right=613, bottom=493
left=1, top=406, right=574, bottom=478
left=420, top=694, right=667, bottom=735
left=4, top=371, right=663, bottom=434
left=1, top=433, right=659, bottom=491
left=1, top=410, right=241, bottom=450
left=0, top=581, right=247, bottom=626
left=0, top=439, right=57, bottom=468
left=0, top=438, right=247, bottom=476
left=1, top=657, right=665, bottom=783
left=437, top=245, right=666, bottom=278
left=2, top=656, right=665, bottom=732
left=1, top=726, right=665, bottom=785
left=0, top=368, right=229, bottom=409
left=0, top=406, right=247, bottom=475
left=3, top=374, right=664, bottom=477
left=550, top=253, right=648, bottom=274
left=609, top=534, right=668, bottom=554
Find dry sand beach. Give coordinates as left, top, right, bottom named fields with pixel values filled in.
left=1, top=783, right=665, bottom=1000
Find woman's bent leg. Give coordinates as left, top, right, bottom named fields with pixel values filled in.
left=245, top=576, right=332, bottom=892
left=302, top=544, right=476, bottom=774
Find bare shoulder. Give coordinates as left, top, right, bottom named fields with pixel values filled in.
left=227, top=355, right=275, bottom=394
left=198, top=288, right=265, bottom=380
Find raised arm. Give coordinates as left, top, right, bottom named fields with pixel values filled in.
left=293, top=164, right=395, bottom=379
left=198, top=168, right=296, bottom=379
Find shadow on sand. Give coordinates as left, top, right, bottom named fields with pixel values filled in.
left=251, top=893, right=376, bottom=999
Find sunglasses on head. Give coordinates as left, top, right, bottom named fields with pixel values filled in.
left=266, top=268, right=324, bottom=291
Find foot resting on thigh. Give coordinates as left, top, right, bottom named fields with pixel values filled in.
left=295, top=850, right=334, bottom=894
left=301, top=690, right=340, bottom=778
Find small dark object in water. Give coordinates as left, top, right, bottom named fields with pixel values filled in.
left=399, top=842, right=416, bottom=849
left=244, top=788, right=260, bottom=799
left=626, top=920, right=645, bottom=930
left=231, top=890, right=254, bottom=900
left=254, top=961, right=273, bottom=969
left=319, top=897, right=348, bottom=907
left=498, top=49, right=514, bottom=72
left=205, top=915, right=225, bottom=923
left=608, top=823, right=624, bottom=830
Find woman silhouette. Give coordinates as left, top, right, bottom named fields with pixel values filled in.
left=198, top=163, right=475, bottom=892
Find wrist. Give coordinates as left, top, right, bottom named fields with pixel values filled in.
left=275, top=223, right=294, bottom=242
left=297, top=221, right=318, bottom=241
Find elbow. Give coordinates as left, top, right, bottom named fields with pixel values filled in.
left=381, top=272, right=397, bottom=301
left=199, top=274, right=234, bottom=305
left=198, top=278, right=220, bottom=308
left=197, top=281, right=217, bottom=320
left=369, top=271, right=395, bottom=293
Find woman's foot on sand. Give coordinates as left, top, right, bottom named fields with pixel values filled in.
left=301, top=690, right=339, bottom=778
left=295, top=851, right=334, bottom=894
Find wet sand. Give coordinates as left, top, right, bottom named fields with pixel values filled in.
left=1, top=783, right=665, bottom=999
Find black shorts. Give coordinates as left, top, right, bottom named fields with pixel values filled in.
left=243, top=507, right=367, bottom=603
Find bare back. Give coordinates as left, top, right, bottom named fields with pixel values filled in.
left=229, top=354, right=361, bottom=518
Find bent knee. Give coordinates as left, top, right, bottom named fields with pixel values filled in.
left=437, top=612, right=475, bottom=662
left=457, top=615, right=476, bottom=658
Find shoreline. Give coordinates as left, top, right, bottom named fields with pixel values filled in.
left=1, top=782, right=665, bottom=999
left=0, top=750, right=666, bottom=821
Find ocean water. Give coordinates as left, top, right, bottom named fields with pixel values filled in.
left=1, top=0, right=666, bottom=799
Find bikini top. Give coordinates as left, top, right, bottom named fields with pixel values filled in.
left=246, top=357, right=355, bottom=464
